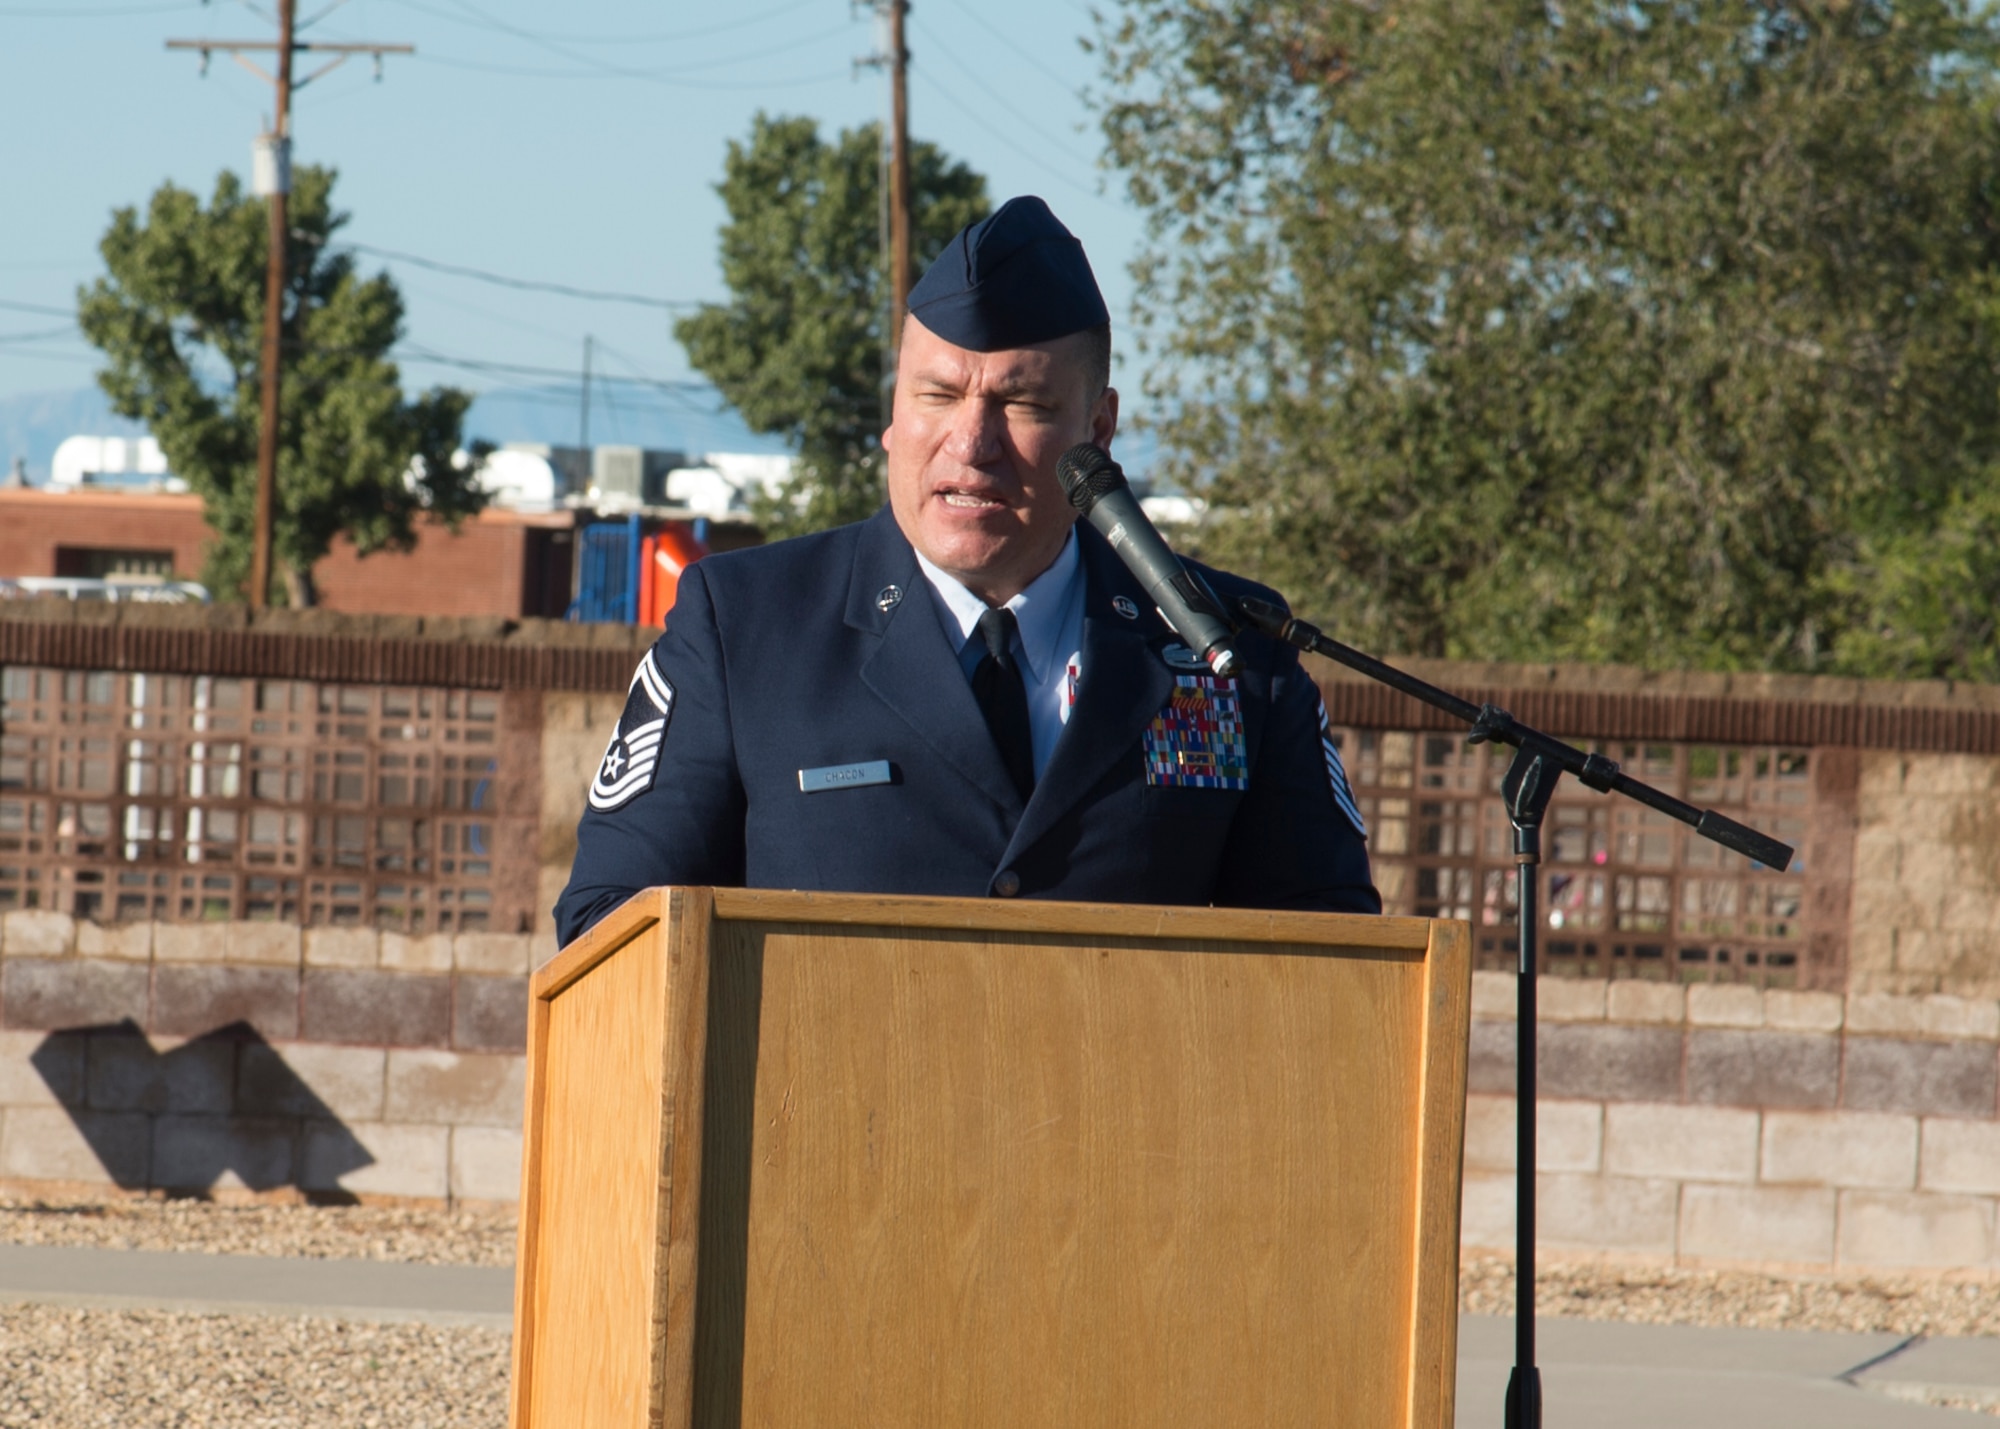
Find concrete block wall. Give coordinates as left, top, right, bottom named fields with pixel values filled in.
left=1848, top=751, right=2000, bottom=998
left=12, top=907, right=2000, bottom=1252
left=0, top=911, right=548, bottom=1202
left=538, top=689, right=629, bottom=936
left=1465, top=971, right=2000, bottom=1271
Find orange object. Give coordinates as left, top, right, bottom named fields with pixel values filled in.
left=643, top=522, right=708, bottom=625
left=637, top=535, right=658, bottom=627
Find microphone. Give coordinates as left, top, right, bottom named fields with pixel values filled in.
left=1056, top=443, right=1239, bottom=676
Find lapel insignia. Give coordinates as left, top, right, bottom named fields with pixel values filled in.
left=1143, top=675, right=1249, bottom=789
left=590, top=650, right=675, bottom=812
left=876, top=584, right=904, bottom=612
left=1111, top=595, right=1139, bottom=620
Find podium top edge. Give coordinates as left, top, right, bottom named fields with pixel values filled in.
left=538, top=889, right=1467, bottom=1001
left=702, top=889, right=1437, bottom=949
left=552, top=887, right=1441, bottom=966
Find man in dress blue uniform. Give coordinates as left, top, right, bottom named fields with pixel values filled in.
left=555, top=196, right=1378, bottom=944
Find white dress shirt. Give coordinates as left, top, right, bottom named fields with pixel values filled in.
left=913, top=530, right=1086, bottom=781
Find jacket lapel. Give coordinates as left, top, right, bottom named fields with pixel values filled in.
left=847, top=509, right=1026, bottom=816
left=1002, top=526, right=1174, bottom=866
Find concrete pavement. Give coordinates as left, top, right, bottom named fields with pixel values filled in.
left=1457, top=1313, right=2000, bottom=1426
left=0, top=1242, right=512, bottom=1328
left=0, top=1244, right=1996, bottom=1421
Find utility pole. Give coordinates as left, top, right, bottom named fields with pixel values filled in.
left=859, top=2, right=913, bottom=376
left=886, top=0, right=912, bottom=360
left=167, top=5, right=412, bottom=611
left=248, top=0, right=294, bottom=616
left=579, top=334, right=594, bottom=454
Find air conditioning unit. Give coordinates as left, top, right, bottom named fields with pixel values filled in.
left=592, top=445, right=645, bottom=503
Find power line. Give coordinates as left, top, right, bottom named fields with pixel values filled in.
left=0, top=1, right=197, bottom=13
left=462, top=384, right=726, bottom=415
left=910, top=14, right=1101, bottom=187
left=381, top=0, right=820, bottom=47
left=0, top=299, right=75, bottom=319
left=5, top=303, right=709, bottom=405
left=411, top=51, right=849, bottom=90
left=912, top=67, right=1106, bottom=204
left=392, top=343, right=709, bottom=394
left=0, top=349, right=100, bottom=367
left=391, top=0, right=853, bottom=84
left=588, top=336, right=708, bottom=413
left=947, top=0, right=1080, bottom=87
left=392, top=275, right=591, bottom=343
left=344, top=242, right=696, bottom=310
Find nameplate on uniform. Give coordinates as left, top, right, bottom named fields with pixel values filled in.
left=798, top=760, right=894, bottom=794
left=1143, top=675, right=1249, bottom=790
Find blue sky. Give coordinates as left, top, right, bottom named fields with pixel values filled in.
left=0, top=0, right=1146, bottom=441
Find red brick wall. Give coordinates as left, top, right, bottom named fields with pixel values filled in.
left=0, top=491, right=573, bottom=619
left=0, top=490, right=212, bottom=580
left=313, top=515, right=537, bottom=618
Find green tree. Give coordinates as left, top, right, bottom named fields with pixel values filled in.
left=1098, top=1, right=2000, bottom=677
left=677, top=113, right=988, bottom=536
left=78, top=166, right=483, bottom=605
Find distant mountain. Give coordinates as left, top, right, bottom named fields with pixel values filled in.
left=0, top=387, right=144, bottom=483
left=0, top=381, right=788, bottom=486
left=0, top=382, right=1169, bottom=485
left=463, top=383, right=792, bottom=459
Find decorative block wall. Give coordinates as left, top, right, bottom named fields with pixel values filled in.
left=0, top=909, right=546, bottom=1202
left=1463, top=971, right=2000, bottom=1271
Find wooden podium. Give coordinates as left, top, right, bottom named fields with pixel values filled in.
left=510, top=889, right=1471, bottom=1429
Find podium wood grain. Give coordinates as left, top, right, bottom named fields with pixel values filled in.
left=510, top=890, right=1471, bottom=1429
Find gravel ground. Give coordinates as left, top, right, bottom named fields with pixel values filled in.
left=1464, top=1252, right=2000, bottom=1417
left=0, top=1193, right=516, bottom=1267
left=1461, top=1250, right=2000, bottom=1338
left=1905, top=1390, right=2000, bottom=1417
left=7, top=1195, right=1993, bottom=1342
left=6, top=1204, right=2000, bottom=1426
left=0, top=1305, right=507, bottom=1429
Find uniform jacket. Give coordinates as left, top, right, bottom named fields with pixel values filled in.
left=554, top=508, right=1380, bottom=944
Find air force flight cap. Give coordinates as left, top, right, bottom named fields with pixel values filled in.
left=906, top=195, right=1110, bottom=351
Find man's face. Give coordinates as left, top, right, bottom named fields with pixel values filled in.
left=882, top=316, right=1118, bottom=607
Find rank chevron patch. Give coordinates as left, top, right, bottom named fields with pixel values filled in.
left=1315, top=691, right=1368, bottom=840
left=589, top=650, right=676, bottom=813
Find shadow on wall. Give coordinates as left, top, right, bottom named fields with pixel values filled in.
left=28, top=1020, right=374, bottom=1197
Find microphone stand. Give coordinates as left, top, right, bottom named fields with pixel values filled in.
left=1232, top=597, right=1794, bottom=1429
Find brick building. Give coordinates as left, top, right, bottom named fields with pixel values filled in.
left=0, top=487, right=580, bottom=619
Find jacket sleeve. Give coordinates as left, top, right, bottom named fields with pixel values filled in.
left=553, top=564, right=747, bottom=945
left=1212, top=641, right=1382, bottom=914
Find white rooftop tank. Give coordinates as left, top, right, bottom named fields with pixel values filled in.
left=661, top=452, right=793, bottom=519
left=50, top=435, right=182, bottom=491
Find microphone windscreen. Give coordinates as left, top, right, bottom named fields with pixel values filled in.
left=1056, top=443, right=1126, bottom=514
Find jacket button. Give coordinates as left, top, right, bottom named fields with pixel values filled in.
left=992, top=869, right=1022, bottom=898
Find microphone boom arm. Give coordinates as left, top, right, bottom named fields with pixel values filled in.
left=1235, top=594, right=1794, bottom=1429
left=1235, top=596, right=1794, bottom=870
